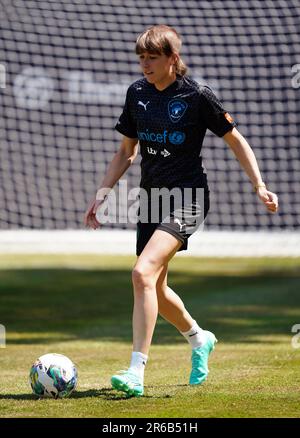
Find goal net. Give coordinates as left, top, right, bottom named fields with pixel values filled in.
left=1, top=1, right=299, bottom=253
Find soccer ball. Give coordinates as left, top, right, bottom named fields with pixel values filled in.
left=29, top=353, right=78, bottom=398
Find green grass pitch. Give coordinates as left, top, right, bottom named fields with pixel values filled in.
left=0, top=254, right=299, bottom=418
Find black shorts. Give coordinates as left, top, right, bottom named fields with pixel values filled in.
left=136, top=189, right=210, bottom=256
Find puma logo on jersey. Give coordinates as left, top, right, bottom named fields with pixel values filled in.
left=138, top=100, right=150, bottom=111
left=174, top=218, right=186, bottom=232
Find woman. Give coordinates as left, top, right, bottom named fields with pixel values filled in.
left=84, top=25, right=278, bottom=397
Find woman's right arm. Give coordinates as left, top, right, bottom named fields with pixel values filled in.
left=84, top=135, right=138, bottom=229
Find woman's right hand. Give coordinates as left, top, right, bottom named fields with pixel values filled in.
left=83, top=198, right=104, bottom=230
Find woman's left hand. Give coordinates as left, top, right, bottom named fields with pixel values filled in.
left=256, top=187, right=279, bottom=213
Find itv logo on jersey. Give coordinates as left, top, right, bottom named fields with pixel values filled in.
left=137, top=129, right=185, bottom=145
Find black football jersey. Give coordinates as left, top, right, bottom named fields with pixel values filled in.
left=115, top=75, right=236, bottom=191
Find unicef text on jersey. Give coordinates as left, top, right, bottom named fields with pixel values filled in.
left=137, top=130, right=186, bottom=145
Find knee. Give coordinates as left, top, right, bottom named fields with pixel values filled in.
left=132, top=266, right=156, bottom=291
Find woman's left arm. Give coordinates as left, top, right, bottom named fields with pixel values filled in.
left=223, top=127, right=279, bottom=213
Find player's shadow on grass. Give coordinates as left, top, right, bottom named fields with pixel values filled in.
left=0, top=384, right=192, bottom=401
left=0, top=393, right=39, bottom=400
left=0, top=389, right=122, bottom=401
left=72, top=385, right=188, bottom=400
left=71, top=388, right=123, bottom=400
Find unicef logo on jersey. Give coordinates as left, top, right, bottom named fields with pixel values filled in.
left=169, top=131, right=186, bottom=145
left=168, top=99, right=188, bottom=123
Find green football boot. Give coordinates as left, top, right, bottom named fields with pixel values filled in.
left=189, top=330, right=217, bottom=385
left=111, top=369, right=144, bottom=397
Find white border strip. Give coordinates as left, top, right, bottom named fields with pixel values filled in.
left=0, top=230, right=299, bottom=257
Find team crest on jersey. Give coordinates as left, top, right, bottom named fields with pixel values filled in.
left=168, top=99, right=188, bottom=123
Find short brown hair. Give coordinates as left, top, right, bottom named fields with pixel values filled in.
left=135, top=25, right=188, bottom=76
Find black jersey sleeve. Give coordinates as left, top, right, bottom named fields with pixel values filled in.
left=115, top=87, right=137, bottom=139
left=198, top=86, right=237, bottom=137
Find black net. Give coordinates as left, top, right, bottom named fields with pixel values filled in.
left=1, top=0, right=299, bottom=230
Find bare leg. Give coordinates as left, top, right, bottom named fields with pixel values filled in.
left=156, top=264, right=194, bottom=332
left=155, top=265, right=217, bottom=387
left=132, top=230, right=182, bottom=355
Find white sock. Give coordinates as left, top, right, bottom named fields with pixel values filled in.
left=181, top=320, right=206, bottom=349
left=128, top=351, right=148, bottom=382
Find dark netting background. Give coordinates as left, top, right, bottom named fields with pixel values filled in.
left=0, top=0, right=299, bottom=230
